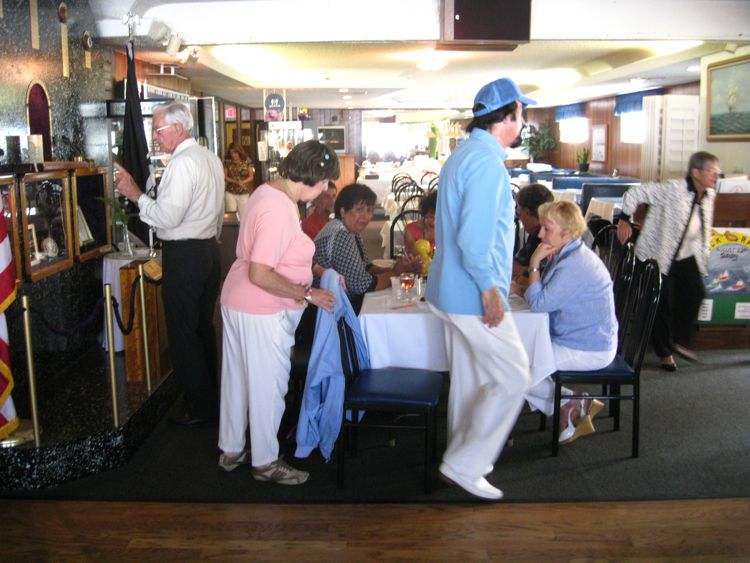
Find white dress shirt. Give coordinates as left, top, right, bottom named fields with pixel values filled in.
left=138, top=138, right=225, bottom=240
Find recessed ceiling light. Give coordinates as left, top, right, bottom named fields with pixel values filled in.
left=687, top=65, right=701, bottom=72
left=629, top=77, right=647, bottom=85
left=342, top=94, right=352, bottom=100
left=338, top=88, right=349, bottom=93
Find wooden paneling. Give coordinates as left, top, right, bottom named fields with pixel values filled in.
left=527, top=82, right=700, bottom=178
left=335, top=154, right=356, bottom=190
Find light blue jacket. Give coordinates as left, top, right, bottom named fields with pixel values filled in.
left=425, top=128, right=515, bottom=314
left=295, top=269, right=369, bottom=461
left=525, top=239, right=618, bottom=352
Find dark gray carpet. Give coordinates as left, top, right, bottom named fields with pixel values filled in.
left=4, top=349, right=749, bottom=503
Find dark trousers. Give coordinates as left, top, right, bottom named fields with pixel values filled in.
left=651, top=256, right=706, bottom=358
left=162, top=238, right=220, bottom=419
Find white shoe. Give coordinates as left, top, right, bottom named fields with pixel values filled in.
left=439, top=462, right=503, bottom=501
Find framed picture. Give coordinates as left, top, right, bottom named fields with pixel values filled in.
left=317, top=126, right=347, bottom=154
left=28, top=224, right=40, bottom=266
left=72, top=167, right=112, bottom=261
left=591, top=124, right=607, bottom=162
left=77, top=206, right=95, bottom=245
left=19, top=170, right=74, bottom=281
left=706, top=54, right=750, bottom=141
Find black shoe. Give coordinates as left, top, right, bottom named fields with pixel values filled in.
left=169, top=411, right=211, bottom=426
left=660, top=362, right=677, bottom=372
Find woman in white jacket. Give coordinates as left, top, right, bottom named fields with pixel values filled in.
left=617, top=151, right=719, bottom=371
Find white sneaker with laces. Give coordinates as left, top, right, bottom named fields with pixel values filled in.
left=218, top=451, right=251, bottom=472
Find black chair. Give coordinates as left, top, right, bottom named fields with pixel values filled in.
left=591, top=224, right=622, bottom=279
left=427, top=175, right=439, bottom=193
left=390, top=209, right=422, bottom=258
left=394, top=181, right=423, bottom=204
left=421, top=171, right=438, bottom=184
left=391, top=173, right=412, bottom=191
left=400, top=193, right=424, bottom=212
left=550, top=258, right=661, bottom=458
left=335, top=317, right=444, bottom=492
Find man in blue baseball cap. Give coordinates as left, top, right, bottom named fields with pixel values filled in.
left=425, top=77, right=535, bottom=500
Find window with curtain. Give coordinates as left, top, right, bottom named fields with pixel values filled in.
left=615, top=89, right=664, bottom=144
left=555, top=103, right=588, bottom=143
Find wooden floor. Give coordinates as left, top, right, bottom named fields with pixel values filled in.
left=4, top=498, right=749, bottom=561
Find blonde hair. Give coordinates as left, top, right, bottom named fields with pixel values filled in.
left=538, top=200, right=586, bottom=239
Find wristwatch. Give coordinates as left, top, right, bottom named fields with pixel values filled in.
left=303, top=285, right=314, bottom=303
left=529, top=267, right=540, bottom=274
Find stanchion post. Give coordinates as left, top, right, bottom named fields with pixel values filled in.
left=137, top=264, right=152, bottom=395
left=104, top=284, right=120, bottom=427
left=21, top=295, right=41, bottom=447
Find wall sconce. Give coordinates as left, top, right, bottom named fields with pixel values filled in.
left=165, top=33, right=182, bottom=56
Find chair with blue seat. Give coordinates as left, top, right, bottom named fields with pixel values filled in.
left=550, top=257, right=661, bottom=458
left=335, top=317, right=445, bottom=493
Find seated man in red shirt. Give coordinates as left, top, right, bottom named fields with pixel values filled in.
left=302, top=181, right=337, bottom=240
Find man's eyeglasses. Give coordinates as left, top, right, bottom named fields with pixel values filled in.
left=702, top=167, right=722, bottom=175
left=153, top=124, right=174, bottom=134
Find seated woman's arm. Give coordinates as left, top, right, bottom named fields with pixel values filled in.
left=403, top=221, right=421, bottom=256
left=524, top=243, right=575, bottom=313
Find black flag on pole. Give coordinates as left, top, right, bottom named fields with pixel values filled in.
left=121, top=39, right=154, bottom=244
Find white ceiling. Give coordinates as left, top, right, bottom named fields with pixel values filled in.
left=89, top=0, right=750, bottom=118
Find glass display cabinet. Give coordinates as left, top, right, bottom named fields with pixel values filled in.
left=19, top=170, right=74, bottom=282
left=0, top=175, right=23, bottom=288
left=71, top=166, right=112, bottom=261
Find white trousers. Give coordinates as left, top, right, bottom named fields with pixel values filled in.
left=218, top=306, right=303, bottom=467
left=430, top=304, right=531, bottom=480
left=224, top=192, right=250, bottom=218
left=525, top=342, right=616, bottom=416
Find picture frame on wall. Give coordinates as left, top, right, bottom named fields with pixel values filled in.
left=706, top=54, right=750, bottom=141
left=591, top=124, right=607, bottom=162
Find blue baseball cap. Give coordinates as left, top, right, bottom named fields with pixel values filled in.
left=473, top=77, right=536, bottom=117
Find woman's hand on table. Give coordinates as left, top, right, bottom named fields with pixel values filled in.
left=310, top=288, right=335, bottom=313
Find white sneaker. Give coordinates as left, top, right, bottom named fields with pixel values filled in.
left=218, top=451, right=251, bottom=472
left=439, top=462, right=503, bottom=500
left=252, top=457, right=310, bottom=485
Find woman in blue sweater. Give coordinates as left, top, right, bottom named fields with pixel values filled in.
left=525, top=201, right=617, bottom=445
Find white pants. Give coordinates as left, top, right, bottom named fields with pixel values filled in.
left=525, top=342, right=616, bottom=416
left=429, top=304, right=531, bottom=480
left=224, top=192, right=250, bottom=218
left=218, top=306, right=303, bottom=467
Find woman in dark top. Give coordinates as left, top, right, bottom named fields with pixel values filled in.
left=313, top=183, right=421, bottom=313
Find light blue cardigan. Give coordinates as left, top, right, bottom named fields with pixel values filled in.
left=295, top=269, right=369, bottom=461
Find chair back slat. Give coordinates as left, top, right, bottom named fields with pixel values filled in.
left=618, top=258, right=661, bottom=372
left=592, top=224, right=622, bottom=277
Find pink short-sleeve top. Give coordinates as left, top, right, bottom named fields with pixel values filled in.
left=221, top=184, right=313, bottom=314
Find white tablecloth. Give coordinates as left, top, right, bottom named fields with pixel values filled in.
left=359, top=291, right=556, bottom=383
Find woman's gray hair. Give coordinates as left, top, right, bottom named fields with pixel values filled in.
left=154, top=101, right=194, bottom=133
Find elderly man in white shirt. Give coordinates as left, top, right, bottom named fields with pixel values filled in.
left=115, top=101, right=225, bottom=425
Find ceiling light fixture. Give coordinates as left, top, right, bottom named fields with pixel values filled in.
left=165, top=33, right=182, bottom=56
left=687, top=65, right=701, bottom=72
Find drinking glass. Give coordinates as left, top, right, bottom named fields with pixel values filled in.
left=400, top=273, right=416, bottom=301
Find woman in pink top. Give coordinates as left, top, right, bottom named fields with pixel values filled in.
left=219, top=140, right=338, bottom=485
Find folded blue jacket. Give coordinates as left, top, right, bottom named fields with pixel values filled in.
left=295, top=269, right=370, bottom=461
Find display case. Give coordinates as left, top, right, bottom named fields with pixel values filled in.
left=72, top=166, right=112, bottom=261
left=0, top=175, right=23, bottom=288
left=19, top=170, right=74, bottom=281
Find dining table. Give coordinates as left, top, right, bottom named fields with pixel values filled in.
left=358, top=290, right=557, bottom=384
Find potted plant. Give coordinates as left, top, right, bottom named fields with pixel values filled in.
left=521, top=122, right=556, bottom=163
left=576, top=147, right=591, bottom=172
